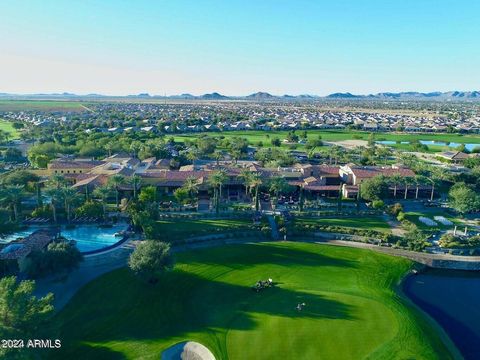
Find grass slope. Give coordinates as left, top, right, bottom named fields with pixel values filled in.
left=47, top=242, right=453, bottom=360
left=153, top=218, right=259, bottom=240
left=294, top=215, right=392, bottom=233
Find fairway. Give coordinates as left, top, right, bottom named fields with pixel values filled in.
left=0, top=119, right=19, bottom=139
left=173, top=129, right=480, bottom=148
left=47, top=242, right=453, bottom=359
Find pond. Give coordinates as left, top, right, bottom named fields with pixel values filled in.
left=0, top=224, right=129, bottom=253
left=376, top=140, right=480, bottom=151
left=403, top=269, right=480, bottom=360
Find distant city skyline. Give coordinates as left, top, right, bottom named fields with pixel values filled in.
left=1, top=0, right=479, bottom=96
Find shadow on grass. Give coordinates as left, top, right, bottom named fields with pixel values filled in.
left=181, top=242, right=358, bottom=270
left=48, top=253, right=356, bottom=359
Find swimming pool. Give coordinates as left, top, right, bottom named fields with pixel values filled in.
left=0, top=224, right=129, bottom=253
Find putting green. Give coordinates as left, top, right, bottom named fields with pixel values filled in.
left=48, top=242, right=454, bottom=359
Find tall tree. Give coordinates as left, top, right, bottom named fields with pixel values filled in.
left=207, top=170, right=228, bottom=214
left=0, top=276, right=54, bottom=342
left=1, top=185, right=24, bottom=222
left=93, top=185, right=112, bottom=219
left=108, top=174, right=125, bottom=209
left=45, top=187, right=62, bottom=223
left=128, top=241, right=174, bottom=283
left=61, top=187, right=81, bottom=223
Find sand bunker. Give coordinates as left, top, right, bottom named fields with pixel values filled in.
left=162, top=341, right=215, bottom=360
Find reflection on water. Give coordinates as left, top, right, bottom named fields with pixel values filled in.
left=404, top=269, right=480, bottom=360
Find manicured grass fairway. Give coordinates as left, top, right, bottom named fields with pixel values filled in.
left=0, top=119, right=19, bottom=138
left=294, top=215, right=392, bottom=233
left=173, top=129, right=480, bottom=147
left=48, top=242, right=453, bottom=359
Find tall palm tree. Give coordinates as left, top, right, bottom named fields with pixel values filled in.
left=269, top=177, right=289, bottom=207
left=34, top=180, right=43, bottom=207
left=105, top=142, right=114, bottom=157
left=130, top=141, right=142, bottom=158
left=213, top=150, right=223, bottom=166
left=108, top=174, right=125, bottom=209
left=49, top=174, right=66, bottom=189
left=61, top=187, right=81, bottom=223
left=45, top=187, right=62, bottom=223
left=182, top=176, right=199, bottom=205
left=389, top=174, right=403, bottom=198
left=239, top=169, right=254, bottom=197
left=1, top=185, right=24, bottom=222
left=207, top=170, right=228, bottom=214
left=93, top=185, right=112, bottom=219
left=403, top=176, right=414, bottom=199
left=186, top=147, right=200, bottom=168
left=127, top=175, right=141, bottom=199
left=249, top=173, right=263, bottom=211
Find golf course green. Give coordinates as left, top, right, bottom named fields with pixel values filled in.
left=47, top=242, right=455, bottom=359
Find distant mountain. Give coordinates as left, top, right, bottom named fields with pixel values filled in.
left=127, top=93, right=151, bottom=97
left=0, top=90, right=479, bottom=101
left=246, top=92, right=275, bottom=100
left=200, top=92, right=229, bottom=100
left=326, top=91, right=480, bottom=100
left=326, top=92, right=362, bottom=99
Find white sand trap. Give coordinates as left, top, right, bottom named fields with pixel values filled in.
left=419, top=216, right=437, bottom=226
left=325, top=140, right=368, bottom=149
left=162, top=341, right=215, bottom=360
left=434, top=216, right=453, bottom=226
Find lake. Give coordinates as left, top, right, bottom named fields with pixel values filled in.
left=404, top=269, right=480, bottom=359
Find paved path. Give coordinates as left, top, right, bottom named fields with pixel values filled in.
left=34, top=240, right=137, bottom=309
left=382, top=214, right=406, bottom=236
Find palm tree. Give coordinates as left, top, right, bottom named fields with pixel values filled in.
left=108, top=174, right=125, bottom=209
left=376, top=146, right=390, bottom=165
left=105, top=142, right=114, bottom=157
left=389, top=174, right=403, bottom=198
left=1, top=185, right=24, bottom=221
left=93, top=185, right=112, bottom=219
left=49, top=174, right=66, bottom=189
left=213, top=150, right=223, bottom=166
left=130, top=141, right=142, bottom=158
left=269, top=177, right=289, bottom=208
left=403, top=176, right=414, bottom=199
left=61, top=187, right=81, bottom=223
left=182, top=176, right=199, bottom=205
left=34, top=180, right=43, bottom=207
left=186, top=147, right=200, bottom=168
left=207, top=170, right=228, bottom=214
left=127, top=175, right=141, bottom=199
left=45, top=187, right=62, bottom=223
left=249, top=173, right=263, bottom=211
left=231, top=149, right=241, bottom=164
left=413, top=175, right=428, bottom=200
left=239, top=169, right=254, bottom=197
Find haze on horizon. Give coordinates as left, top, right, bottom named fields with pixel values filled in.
left=1, top=0, right=479, bottom=96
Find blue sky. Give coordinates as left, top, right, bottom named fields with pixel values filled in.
left=1, top=0, right=479, bottom=95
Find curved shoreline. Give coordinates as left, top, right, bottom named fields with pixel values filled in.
left=398, top=272, right=463, bottom=360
